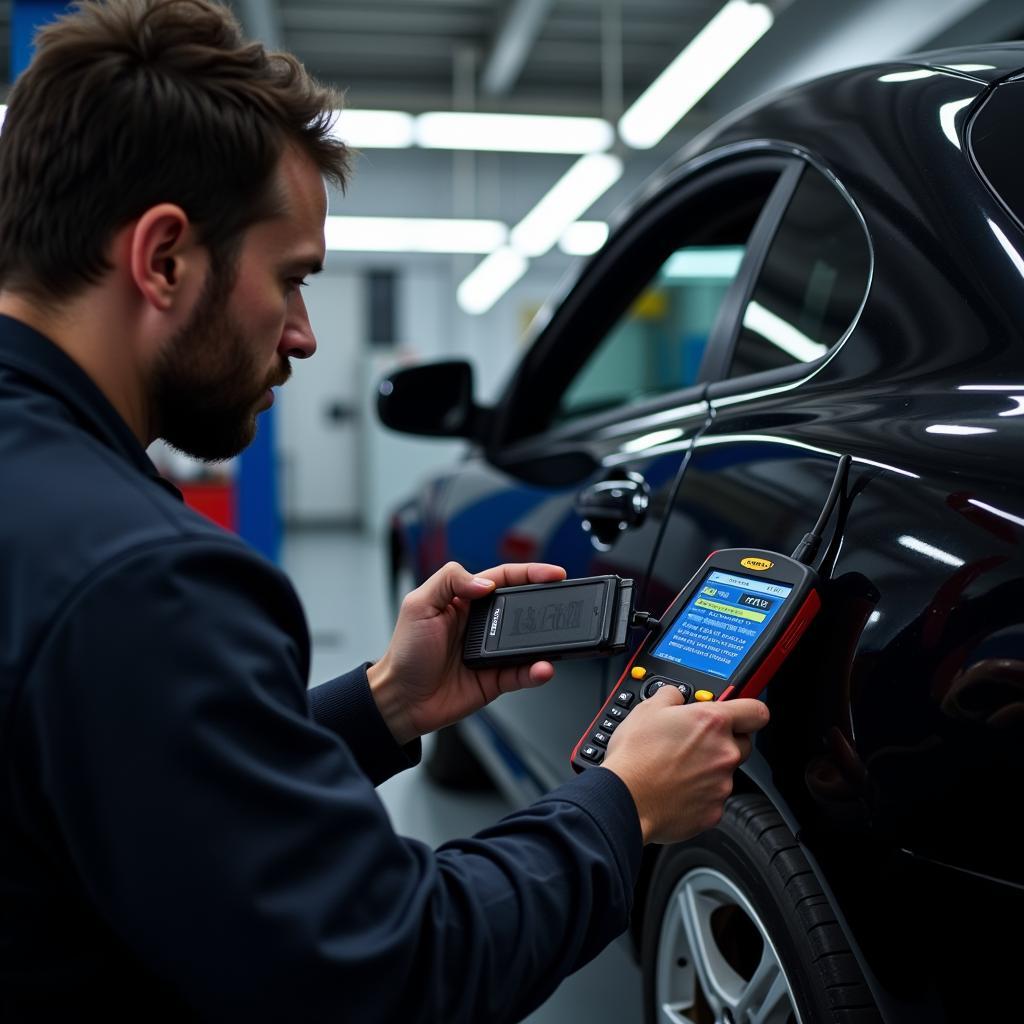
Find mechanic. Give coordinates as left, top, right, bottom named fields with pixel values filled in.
left=0, top=2, right=769, bottom=1020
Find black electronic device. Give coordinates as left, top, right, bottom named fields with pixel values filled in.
left=570, top=550, right=820, bottom=769
left=570, top=455, right=852, bottom=770
left=462, top=575, right=635, bottom=670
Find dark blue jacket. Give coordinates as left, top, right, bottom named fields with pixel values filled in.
left=0, top=315, right=642, bottom=1022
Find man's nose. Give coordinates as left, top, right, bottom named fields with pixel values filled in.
left=279, top=290, right=317, bottom=359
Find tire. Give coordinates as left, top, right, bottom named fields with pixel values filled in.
left=642, top=794, right=880, bottom=1024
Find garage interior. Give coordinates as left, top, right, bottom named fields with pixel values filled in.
left=3, top=2, right=1020, bottom=1020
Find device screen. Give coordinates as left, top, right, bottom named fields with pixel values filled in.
left=494, top=581, right=607, bottom=650
left=651, top=570, right=794, bottom=680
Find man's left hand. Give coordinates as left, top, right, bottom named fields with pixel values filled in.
left=367, top=561, right=567, bottom=745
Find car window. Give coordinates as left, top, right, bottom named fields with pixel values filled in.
left=549, top=172, right=779, bottom=426
left=556, top=245, right=744, bottom=421
left=728, top=167, right=870, bottom=379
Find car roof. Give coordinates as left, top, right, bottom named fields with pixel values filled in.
left=903, top=41, right=1024, bottom=83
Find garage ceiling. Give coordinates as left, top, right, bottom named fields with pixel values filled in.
left=263, top=0, right=730, bottom=117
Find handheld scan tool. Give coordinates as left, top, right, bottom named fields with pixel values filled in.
left=570, top=455, right=851, bottom=771
left=569, top=550, right=819, bottom=769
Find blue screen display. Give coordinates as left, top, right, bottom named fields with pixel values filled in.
left=652, top=570, right=793, bottom=680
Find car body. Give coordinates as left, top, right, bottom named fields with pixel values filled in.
left=378, top=45, right=1024, bottom=1022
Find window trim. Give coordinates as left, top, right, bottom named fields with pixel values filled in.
left=696, top=161, right=804, bottom=383
left=488, top=151, right=797, bottom=453
left=705, top=152, right=874, bottom=403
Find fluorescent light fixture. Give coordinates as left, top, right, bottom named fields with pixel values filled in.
left=559, top=221, right=610, bottom=256
left=416, top=112, right=614, bottom=154
left=924, top=424, right=995, bottom=435
left=743, top=301, right=828, bottom=363
left=878, top=69, right=937, bottom=83
left=958, top=384, right=1024, bottom=390
left=328, top=109, right=416, bottom=148
left=325, top=216, right=507, bottom=254
left=898, top=535, right=965, bottom=568
left=939, top=97, right=973, bottom=149
left=510, top=153, right=623, bottom=258
left=967, top=498, right=1024, bottom=529
left=457, top=247, right=529, bottom=315
left=662, top=246, right=744, bottom=279
left=618, top=0, right=773, bottom=149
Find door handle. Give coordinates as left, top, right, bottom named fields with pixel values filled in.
left=575, top=472, right=650, bottom=547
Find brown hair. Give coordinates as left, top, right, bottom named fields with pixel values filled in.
left=0, top=0, right=350, bottom=300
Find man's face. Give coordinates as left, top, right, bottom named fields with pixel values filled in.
left=153, top=147, right=327, bottom=462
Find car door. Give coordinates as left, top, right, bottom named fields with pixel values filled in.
left=432, top=154, right=810, bottom=793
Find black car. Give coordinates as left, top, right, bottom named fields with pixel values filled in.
left=377, top=44, right=1024, bottom=1023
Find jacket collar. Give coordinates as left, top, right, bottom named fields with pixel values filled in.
left=0, top=313, right=182, bottom=499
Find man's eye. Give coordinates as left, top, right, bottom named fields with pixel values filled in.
left=286, top=278, right=308, bottom=292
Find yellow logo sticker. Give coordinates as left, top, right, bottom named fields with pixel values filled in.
left=740, top=557, right=774, bottom=571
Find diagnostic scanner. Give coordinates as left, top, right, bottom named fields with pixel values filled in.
left=570, top=549, right=820, bottom=770
left=570, top=454, right=852, bottom=771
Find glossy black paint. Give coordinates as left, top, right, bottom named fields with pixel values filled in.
left=381, top=46, right=1024, bottom=1022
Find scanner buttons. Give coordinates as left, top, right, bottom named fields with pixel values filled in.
left=630, top=666, right=647, bottom=680
left=642, top=678, right=691, bottom=702
left=694, top=690, right=714, bottom=702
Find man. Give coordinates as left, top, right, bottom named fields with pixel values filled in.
left=0, top=1, right=769, bottom=1020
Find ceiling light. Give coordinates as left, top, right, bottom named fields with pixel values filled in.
left=742, top=301, right=827, bottom=363
left=559, top=221, right=610, bottom=256
left=618, top=0, right=773, bottom=149
left=510, top=153, right=623, bottom=258
left=329, top=109, right=416, bottom=148
left=416, top=112, right=613, bottom=154
left=325, top=217, right=507, bottom=254
left=457, top=247, right=529, bottom=315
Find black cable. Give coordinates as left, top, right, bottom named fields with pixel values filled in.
left=791, top=454, right=852, bottom=566
left=636, top=393, right=714, bottom=610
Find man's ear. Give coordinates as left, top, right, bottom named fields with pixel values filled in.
left=127, top=204, right=203, bottom=311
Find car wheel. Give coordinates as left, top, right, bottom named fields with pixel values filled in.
left=642, top=794, right=880, bottom=1024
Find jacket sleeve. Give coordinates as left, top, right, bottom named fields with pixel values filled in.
left=16, top=539, right=643, bottom=1023
left=308, top=666, right=421, bottom=786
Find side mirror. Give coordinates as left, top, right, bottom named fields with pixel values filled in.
left=376, top=360, right=481, bottom=438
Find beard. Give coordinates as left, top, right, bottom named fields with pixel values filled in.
left=152, top=267, right=289, bottom=462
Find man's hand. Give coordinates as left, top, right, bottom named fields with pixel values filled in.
left=367, top=561, right=567, bottom=745
left=602, top=687, right=770, bottom=845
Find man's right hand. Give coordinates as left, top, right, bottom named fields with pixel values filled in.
left=601, top=687, right=770, bottom=846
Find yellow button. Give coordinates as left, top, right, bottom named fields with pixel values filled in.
left=630, top=666, right=647, bottom=680
left=694, top=690, right=714, bottom=702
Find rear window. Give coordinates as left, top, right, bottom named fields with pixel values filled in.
left=970, top=80, right=1024, bottom=228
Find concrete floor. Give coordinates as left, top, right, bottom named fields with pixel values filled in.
left=282, top=527, right=643, bottom=1024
